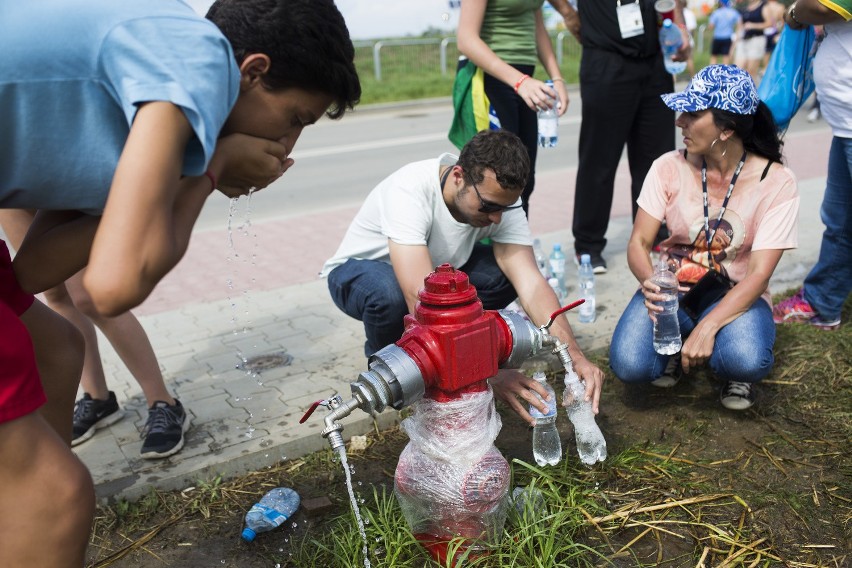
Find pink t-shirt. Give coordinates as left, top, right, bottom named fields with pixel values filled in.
left=638, top=151, right=799, bottom=306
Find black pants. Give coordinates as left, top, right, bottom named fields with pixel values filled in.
left=483, top=64, right=537, bottom=216
left=573, top=48, right=674, bottom=256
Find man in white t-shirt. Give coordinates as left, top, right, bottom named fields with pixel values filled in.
left=322, top=130, right=604, bottom=422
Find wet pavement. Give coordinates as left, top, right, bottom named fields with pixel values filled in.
left=74, top=122, right=833, bottom=502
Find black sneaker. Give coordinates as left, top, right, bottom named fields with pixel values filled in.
left=720, top=381, right=756, bottom=410
left=140, top=399, right=190, bottom=459
left=651, top=356, right=682, bottom=388
left=72, top=392, right=124, bottom=446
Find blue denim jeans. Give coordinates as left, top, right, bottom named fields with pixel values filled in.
left=803, top=136, right=852, bottom=321
left=609, top=290, right=776, bottom=384
left=327, top=243, right=517, bottom=357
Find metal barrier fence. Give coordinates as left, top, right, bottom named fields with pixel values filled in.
left=355, top=35, right=583, bottom=82
left=355, top=27, right=710, bottom=83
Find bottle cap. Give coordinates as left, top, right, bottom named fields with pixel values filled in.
left=241, top=527, right=257, bottom=542
left=663, top=18, right=673, bottom=27
left=581, top=253, right=591, bottom=264
left=554, top=243, right=562, bottom=251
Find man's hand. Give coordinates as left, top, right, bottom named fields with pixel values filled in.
left=489, top=369, right=551, bottom=426
left=571, top=356, right=605, bottom=414
left=210, top=133, right=291, bottom=198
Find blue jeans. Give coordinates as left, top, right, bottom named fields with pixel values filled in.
left=609, top=291, right=776, bottom=384
left=327, top=244, right=517, bottom=357
left=803, top=136, right=852, bottom=321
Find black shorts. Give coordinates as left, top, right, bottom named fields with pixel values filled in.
left=711, top=38, right=733, bottom=56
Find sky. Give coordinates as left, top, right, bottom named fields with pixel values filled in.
left=186, top=0, right=460, bottom=40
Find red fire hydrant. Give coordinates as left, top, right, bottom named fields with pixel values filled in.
left=302, top=264, right=581, bottom=566
left=392, top=264, right=520, bottom=564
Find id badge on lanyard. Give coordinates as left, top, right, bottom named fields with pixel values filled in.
left=616, top=0, right=645, bottom=39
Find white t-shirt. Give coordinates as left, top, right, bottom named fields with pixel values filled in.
left=321, top=153, right=532, bottom=277
left=814, top=21, right=852, bottom=138
left=638, top=151, right=799, bottom=306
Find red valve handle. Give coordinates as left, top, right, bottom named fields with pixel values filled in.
left=550, top=299, right=585, bottom=319
left=542, top=298, right=585, bottom=330
left=299, top=400, right=323, bottom=424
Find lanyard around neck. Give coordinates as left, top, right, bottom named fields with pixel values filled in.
left=701, top=151, right=747, bottom=267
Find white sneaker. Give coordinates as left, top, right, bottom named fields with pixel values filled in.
left=807, top=108, right=821, bottom=122
left=651, top=356, right=682, bottom=388
left=720, top=381, right=756, bottom=410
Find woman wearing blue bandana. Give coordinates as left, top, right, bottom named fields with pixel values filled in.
left=609, top=65, right=799, bottom=411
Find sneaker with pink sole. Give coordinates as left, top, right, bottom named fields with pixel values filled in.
left=772, top=289, right=840, bottom=331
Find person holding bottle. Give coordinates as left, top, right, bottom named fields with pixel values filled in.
left=609, top=65, right=799, bottom=411
left=547, top=0, right=690, bottom=273
left=457, top=0, right=569, bottom=215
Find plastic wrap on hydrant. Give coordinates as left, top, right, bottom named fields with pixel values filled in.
left=394, top=387, right=510, bottom=545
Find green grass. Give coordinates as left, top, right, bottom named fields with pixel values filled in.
left=355, top=29, right=720, bottom=106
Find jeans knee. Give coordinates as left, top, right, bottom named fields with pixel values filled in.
left=713, top=348, right=775, bottom=383
left=609, top=346, right=654, bottom=383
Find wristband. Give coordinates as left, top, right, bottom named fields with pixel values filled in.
left=552, top=77, right=566, bottom=83
left=203, top=170, right=217, bottom=193
left=513, top=74, right=530, bottom=93
left=788, top=2, right=803, bottom=26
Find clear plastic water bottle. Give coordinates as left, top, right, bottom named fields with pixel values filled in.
left=652, top=259, right=682, bottom=355
left=659, top=18, right=687, bottom=75
left=241, top=487, right=301, bottom=542
left=529, top=371, right=561, bottom=467
left=549, top=243, right=567, bottom=298
left=578, top=254, right=596, bottom=323
left=562, top=367, right=606, bottom=465
left=532, top=238, right=550, bottom=279
left=548, top=277, right=564, bottom=303
left=537, top=80, right=558, bottom=148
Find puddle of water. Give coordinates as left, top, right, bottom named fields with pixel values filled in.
left=336, top=446, right=372, bottom=568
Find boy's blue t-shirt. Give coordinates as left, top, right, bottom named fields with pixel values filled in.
left=0, top=0, right=240, bottom=214
left=709, top=7, right=742, bottom=39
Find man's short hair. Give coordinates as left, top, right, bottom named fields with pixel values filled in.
left=207, top=0, right=361, bottom=119
left=456, top=130, right=530, bottom=193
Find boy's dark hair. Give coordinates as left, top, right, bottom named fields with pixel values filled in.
left=207, top=0, right=361, bottom=119
left=710, top=102, right=783, bottom=164
left=457, top=130, right=529, bottom=193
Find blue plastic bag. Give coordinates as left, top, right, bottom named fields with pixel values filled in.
left=758, top=26, right=817, bottom=132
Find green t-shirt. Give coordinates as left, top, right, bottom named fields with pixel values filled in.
left=480, top=0, right=545, bottom=67
left=819, top=0, right=852, bottom=20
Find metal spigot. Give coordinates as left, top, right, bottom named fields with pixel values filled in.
left=538, top=299, right=585, bottom=373
left=299, top=344, right=426, bottom=452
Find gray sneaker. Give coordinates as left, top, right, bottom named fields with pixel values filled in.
left=140, top=399, right=190, bottom=459
left=651, top=356, right=682, bottom=388
left=72, top=392, right=124, bottom=446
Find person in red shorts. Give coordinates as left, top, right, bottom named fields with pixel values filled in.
left=0, top=240, right=95, bottom=566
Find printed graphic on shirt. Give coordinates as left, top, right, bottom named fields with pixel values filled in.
left=666, top=208, right=745, bottom=285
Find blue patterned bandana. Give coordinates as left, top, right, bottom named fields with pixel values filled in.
left=661, top=65, right=759, bottom=115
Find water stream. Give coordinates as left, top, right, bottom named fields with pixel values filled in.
left=335, top=446, right=372, bottom=568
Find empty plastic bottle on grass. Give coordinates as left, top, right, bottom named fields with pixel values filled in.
left=652, top=259, right=682, bottom=355
left=562, top=367, right=606, bottom=465
left=537, top=80, right=558, bottom=148
left=241, top=487, right=301, bottom=542
left=578, top=254, right=596, bottom=323
left=659, top=19, right=687, bottom=75
left=529, top=372, right=562, bottom=467
left=549, top=243, right=567, bottom=298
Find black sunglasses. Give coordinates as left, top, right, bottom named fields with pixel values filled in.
left=471, top=181, right=523, bottom=214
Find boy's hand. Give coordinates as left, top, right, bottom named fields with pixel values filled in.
left=210, top=133, right=291, bottom=197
